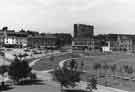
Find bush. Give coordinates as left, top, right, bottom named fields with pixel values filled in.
left=29, top=73, right=37, bottom=80
left=8, top=57, right=32, bottom=84
left=53, top=67, right=81, bottom=88
left=93, top=63, right=101, bottom=71
left=0, top=65, right=9, bottom=74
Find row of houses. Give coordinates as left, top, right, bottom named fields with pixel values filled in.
left=103, top=34, right=135, bottom=52
left=0, top=27, right=72, bottom=49
left=0, top=29, right=27, bottom=48
left=72, top=24, right=135, bottom=52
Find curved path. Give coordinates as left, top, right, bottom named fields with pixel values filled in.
left=58, top=58, right=79, bottom=69
left=1, top=50, right=130, bottom=92
left=29, top=51, right=72, bottom=67
left=31, top=55, right=128, bottom=92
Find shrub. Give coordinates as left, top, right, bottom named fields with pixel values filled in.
left=8, top=57, right=32, bottom=84
left=53, top=67, right=81, bottom=91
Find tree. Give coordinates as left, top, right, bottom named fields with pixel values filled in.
left=86, top=77, right=93, bottom=92
left=0, top=65, right=9, bottom=75
left=0, top=65, right=9, bottom=87
left=102, top=63, right=109, bottom=86
left=90, top=76, right=97, bottom=90
left=50, top=55, right=54, bottom=61
left=86, top=75, right=98, bottom=92
left=110, top=64, right=117, bottom=79
left=2, top=26, right=8, bottom=31
left=93, top=63, right=101, bottom=77
left=123, top=64, right=129, bottom=74
left=20, top=29, right=26, bottom=33
left=53, top=67, right=81, bottom=92
left=102, top=63, right=109, bottom=73
left=110, top=64, right=116, bottom=73
left=127, top=66, right=133, bottom=75
left=8, top=56, right=32, bottom=84
left=80, top=60, right=84, bottom=72
left=69, top=59, right=78, bottom=71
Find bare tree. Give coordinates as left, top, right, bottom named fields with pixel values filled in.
left=110, top=64, right=117, bottom=78
left=93, top=63, right=101, bottom=77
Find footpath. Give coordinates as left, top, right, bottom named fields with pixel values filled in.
left=31, top=57, right=129, bottom=92
left=0, top=50, right=128, bottom=92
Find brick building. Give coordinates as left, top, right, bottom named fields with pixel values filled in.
left=0, top=27, right=28, bottom=48
left=107, top=34, right=135, bottom=52
left=95, top=34, right=135, bottom=52
left=27, top=34, right=58, bottom=49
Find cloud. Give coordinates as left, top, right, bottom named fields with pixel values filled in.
left=0, top=0, right=134, bottom=34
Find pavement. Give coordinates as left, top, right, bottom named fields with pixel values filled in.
left=29, top=51, right=72, bottom=67
left=78, top=81, right=128, bottom=92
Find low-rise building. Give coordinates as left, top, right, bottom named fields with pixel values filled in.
left=72, top=37, right=94, bottom=50
left=27, top=34, right=58, bottom=49
left=54, top=33, right=72, bottom=46
left=0, top=28, right=28, bottom=48
left=104, top=34, right=135, bottom=52
left=3, top=30, right=16, bottom=48
left=15, top=32, right=28, bottom=48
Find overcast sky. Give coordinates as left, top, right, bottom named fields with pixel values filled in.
left=0, top=0, right=135, bottom=35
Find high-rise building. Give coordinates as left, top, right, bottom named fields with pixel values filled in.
left=74, top=24, right=94, bottom=38
left=72, top=24, right=94, bottom=50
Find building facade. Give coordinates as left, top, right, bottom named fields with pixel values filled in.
left=73, top=24, right=135, bottom=52
left=72, top=38, right=94, bottom=50
left=95, top=34, right=135, bottom=52
left=74, top=24, right=94, bottom=38
left=27, top=34, right=58, bottom=49
left=107, top=34, right=134, bottom=52
left=72, top=24, right=94, bottom=50
left=15, top=32, right=28, bottom=48
left=54, top=33, right=72, bottom=46
left=0, top=29, right=28, bottom=48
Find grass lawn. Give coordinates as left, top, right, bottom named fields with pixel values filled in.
left=31, top=50, right=135, bottom=92
left=77, top=52, right=135, bottom=92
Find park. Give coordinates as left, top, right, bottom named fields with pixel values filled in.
left=0, top=48, right=133, bottom=92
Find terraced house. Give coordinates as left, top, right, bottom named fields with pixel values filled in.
left=94, top=34, right=135, bottom=52
left=106, top=34, right=135, bottom=52
left=27, top=34, right=58, bottom=49
left=0, top=27, right=28, bottom=48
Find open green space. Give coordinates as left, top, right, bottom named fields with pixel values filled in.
left=77, top=53, right=135, bottom=92
left=2, top=51, right=132, bottom=92
left=30, top=50, right=135, bottom=92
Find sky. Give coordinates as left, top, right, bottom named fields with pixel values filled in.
left=0, top=0, right=135, bottom=35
